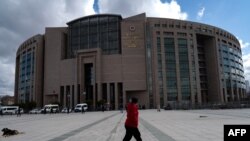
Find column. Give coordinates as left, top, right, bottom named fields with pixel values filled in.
left=123, top=90, right=126, bottom=108
left=107, top=83, right=110, bottom=110
left=74, top=84, right=77, bottom=106
left=236, top=87, right=240, bottom=101
left=224, top=81, right=228, bottom=102
left=115, top=83, right=118, bottom=110
left=64, top=87, right=67, bottom=107
left=97, top=83, right=102, bottom=101
left=230, top=80, right=234, bottom=101
left=93, top=83, right=96, bottom=110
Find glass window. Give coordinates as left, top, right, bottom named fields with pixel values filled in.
left=68, top=16, right=121, bottom=57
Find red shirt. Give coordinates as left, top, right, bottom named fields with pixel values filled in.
left=125, top=103, right=139, bottom=128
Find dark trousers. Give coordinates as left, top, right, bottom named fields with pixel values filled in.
left=123, top=125, right=142, bottom=141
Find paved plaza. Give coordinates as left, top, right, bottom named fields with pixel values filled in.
left=1, top=109, right=250, bottom=141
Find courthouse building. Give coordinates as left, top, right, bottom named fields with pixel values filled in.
left=14, top=13, right=246, bottom=109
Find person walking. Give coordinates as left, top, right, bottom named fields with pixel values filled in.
left=123, top=97, right=142, bottom=141
left=102, top=104, right=105, bottom=112
left=81, top=105, right=85, bottom=114
left=17, top=107, right=21, bottom=117
left=120, top=104, right=123, bottom=113
left=157, top=104, right=161, bottom=112
left=67, top=107, right=70, bottom=114
left=0, top=109, right=3, bottom=116
left=44, top=108, right=47, bottom=114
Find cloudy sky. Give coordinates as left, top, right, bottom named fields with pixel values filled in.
left=0, top=0, right=250, bottom=96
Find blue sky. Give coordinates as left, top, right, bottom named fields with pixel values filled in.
left=173, top=0, right=250, bottom=46
left=0, top=0, right=249, bottom=96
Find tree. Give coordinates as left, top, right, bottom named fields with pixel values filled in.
left=16, top=101, right=37, bottom=112
left=97, top=99, right=106, bottom=106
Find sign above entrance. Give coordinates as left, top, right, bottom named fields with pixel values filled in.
left=126, top=25, right=138, bottom=48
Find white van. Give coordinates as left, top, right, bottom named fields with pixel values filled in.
left=1, top=106, right=19, bottom=115
left=74, top=103, right=88, bottom=112
left=42, top=104, right=59, bottom=113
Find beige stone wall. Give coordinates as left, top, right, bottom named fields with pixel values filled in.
left=102, top=55, right=122, bottom=82
left=76, top=49, right=124, bottom=109
left=60, top=59, right=76, bottom=85
left=121, top=14, right=148, bottom=106
left=34, top=35, right=44, bottom=107
left=44, top=27, right=68, bottom=105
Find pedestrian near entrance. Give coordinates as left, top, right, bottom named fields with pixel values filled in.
left=81, top=105, right=85, bottom=114
left=0, top=109, right=3, bottom=116
left=102, top=104, right=105, bottom=112
left=119, top=104, right=123, bottom=113
left=44, top=108, right=47, bottom=114
left=17, top=107, right=21, bottom=117
left=123, top=97, right=142, bottom=141
left=157, top=104, right=161, bottom=112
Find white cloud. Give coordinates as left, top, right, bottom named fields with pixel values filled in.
left=239, top=39, right=250, bottom=49
left=98, top=0, right=188, bottom=20
left=0, top=0, right=96, bottom=96
left=237, top=37, right=250, bottom=81
left=0, top=60, right=15, bottom=96
left=197, top=7, right=205, bottom=19
left=62, top=0, right=96, bottom=25
left=243, top=54, right=250, bottom=82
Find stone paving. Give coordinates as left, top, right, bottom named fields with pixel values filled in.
left=0, top=109, right=250, bottom=141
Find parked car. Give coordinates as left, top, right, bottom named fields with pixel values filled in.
left=19, top=108, right=24, bottom=114
left=1, top=106, right=19, bottom=115
left=74, top=103, right=88, bottom=112
left=61, top=108, right=72, bottom=113
left=41, top=104, right=59, bottom=113
left=29, top=109, right=41, bottom=114
left=164, top=104, right=172, bottom=110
